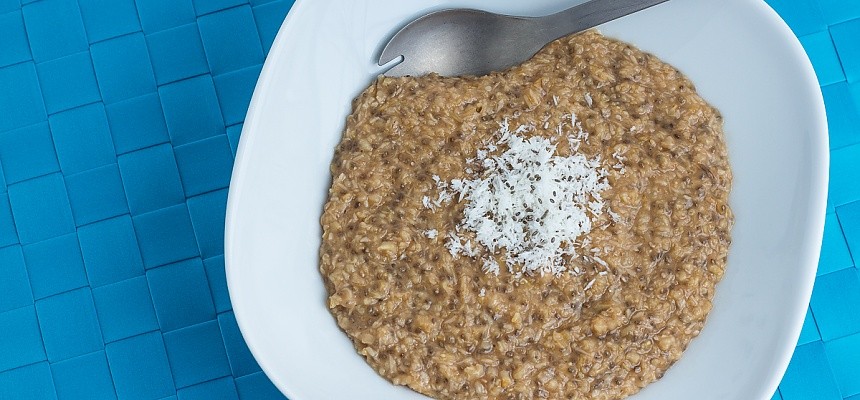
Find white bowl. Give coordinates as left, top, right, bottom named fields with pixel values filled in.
left=225, top=0, right=829, bottom=399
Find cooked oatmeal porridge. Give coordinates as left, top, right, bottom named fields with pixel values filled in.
left=319, top=30, right=732, bottom=400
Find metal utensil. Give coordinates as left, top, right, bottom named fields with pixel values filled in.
left=379, top=0, right=668, bottom=77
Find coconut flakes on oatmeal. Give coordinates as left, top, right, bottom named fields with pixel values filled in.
left=431, top=118, right=612, bottom=277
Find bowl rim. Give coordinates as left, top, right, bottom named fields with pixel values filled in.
left=727, top=3, right=828, bottom=399
left=225, top=1, right=829, bottom=398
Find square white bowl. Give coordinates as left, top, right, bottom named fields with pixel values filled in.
left=225, top=1, right=828, bottom=399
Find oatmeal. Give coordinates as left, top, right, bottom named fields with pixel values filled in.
left=319, top=30, right=732, bottom=400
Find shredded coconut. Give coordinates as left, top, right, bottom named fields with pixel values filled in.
left=612, top=150, right=626, bottom=174
left=482, top=258, right=500, bottom=275
left=433, top=118, right=611, bottom=277
left=584, top=279, right=596, bottom=291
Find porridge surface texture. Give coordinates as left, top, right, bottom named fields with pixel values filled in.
left=319, top=31, right=733, bottom=400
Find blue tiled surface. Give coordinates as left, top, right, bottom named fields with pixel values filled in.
left=21, top=0, right=88, bottom=63
left=798, top=307, right=822, bottom=345
left=0, top=62, right=47, bottom=134
left=1, top=1, right=859, bottom=399
left=234, top=371, right=284, bottom=400
left=65, top=163, right=129, bottom=226
left=226, top=123, right=243, bottom=157
left=767, top=0, right=827, bottom=36
left=824, top=333, right=860, bottom=397
left=77, top=0, right=140, bottom=44
left=0, top=161, right=6, bottom=192
left=7, top=173, right=75, bottom=244
left=252, top=0, right=293, bottom=53
left=35, top=51, right=101, bottom=115
left=0, top=306, right=46, bottom=373
left=830, top=144, right=860, bottom=212
left=133, top=204, right=199, bottom=269
left=0, top=246, right=34, bottom=313
left=105, top=93, right=170, bottom=154
left=90, top=32, right=156, bottom=104
left=213, top=64, right=262, bottom=125
left=35, top=287, right=103, bottom=363
left=197, top=5, right=263, bottom=75
left=134, top=0, right=195, bottom=34
left=840, top=200, right=860, bottom=256
left=77, top=215, right=145, bottom=287
left=829, top=18, right=860, bottom=82
left=105, top=331, right=175, bottom=400
left=799, top=30, right=844, bottom=86
left=117, top=143, right=184, bottom=216
left=177, top=376, right=239, bottom=400
left=816, top=0, right=860, bottom=25
left=781, top=341, right=843, bottom=400
left=50, top=351, right=117, bottom=400
left=822, top=82, right=860, bottom=150
left=811, top=267, right=860, bottom=341
left=145, top=22, right=208, bottom=86
left=0, top=194, right=17, bottom=248
left=0, top=122, right=59, bottom=185
left=159, top=74, right=225, bottom=146
left=0, top=362, right=57, bottom=400
left=163, top=320, right=231, bottom=388
left=193, top=0, right=246, bottom=17
left=92, top=276, right=158, bottom=343
left=48, top=102, right=116, bottom=175
left=187, top=188, right=228, bottom=259
left=22, top=233, right=88, bottom=300
left=147, top=258, right=215, bottom=332
left=0, top=0, right=19, bottom=13
left=204, top=255, right=231, bottom=313
left=0, top=10, right=32, bottom=68
left=174, top=137, right=233, bottom=198
left=818, top=212, right=854, bottom=275
left=218, top=311, right=260, bottom=378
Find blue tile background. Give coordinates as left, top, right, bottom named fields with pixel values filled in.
left=22, top=233, right=88, bottom=300
left=0, top=0, right=292, bottom=400
left=35, top=50, right=101, bottom=115
left=92, top=276, right=159, bottom=343
left=50, top=351, right=117, bottom=399
left=48, top=102, right=117, bottom=175
left=21, top=0, right=88, bottom=63
left=35, top=287, right=103, bottom=363
left=0, top=0, right=856, bottom=399
left=90, top=32, right=157, bottom=104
